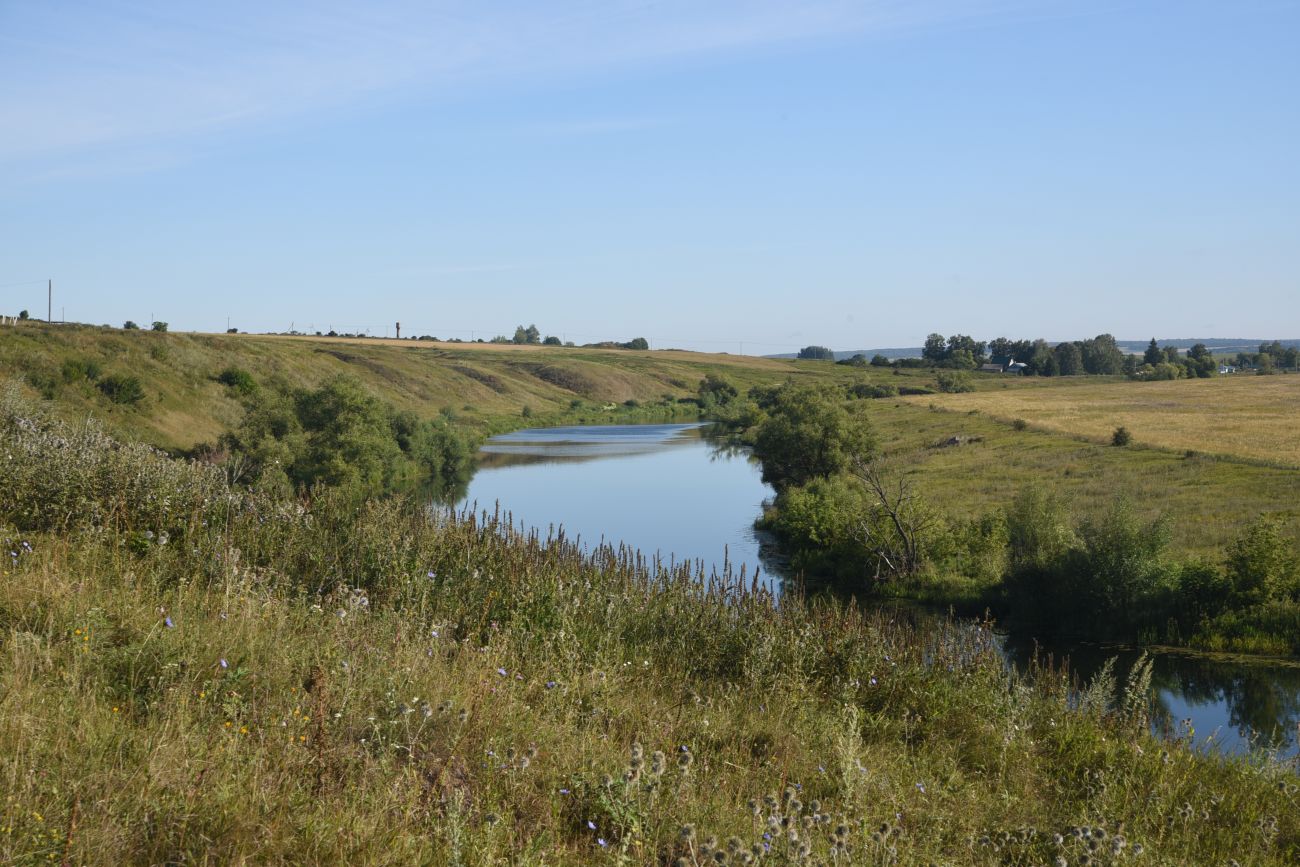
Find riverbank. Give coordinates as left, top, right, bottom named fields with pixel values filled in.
left=4, top=387, right=1300, bottom=864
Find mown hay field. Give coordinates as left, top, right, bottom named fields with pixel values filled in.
left=906, top=374, right=1300, bottom=467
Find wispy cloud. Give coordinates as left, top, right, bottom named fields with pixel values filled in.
left=0, top=1, right=1034, bottom=168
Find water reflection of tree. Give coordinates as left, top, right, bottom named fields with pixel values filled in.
left=999, top=632, right=1300, bottom=751
left=1153, top=655, right=1300, bottom=747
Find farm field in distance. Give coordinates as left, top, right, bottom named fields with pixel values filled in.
left=908, top=373, right=1300, bottom=467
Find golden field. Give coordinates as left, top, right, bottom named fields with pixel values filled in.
left=909, top=373, right=1300, bottom=467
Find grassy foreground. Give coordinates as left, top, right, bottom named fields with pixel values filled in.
left=3, top=397, right=1299, bottom=865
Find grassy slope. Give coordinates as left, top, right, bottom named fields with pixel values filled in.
left=2, top=397, right=1297, bottom=865
left=0, top=324, right=831, bottom=451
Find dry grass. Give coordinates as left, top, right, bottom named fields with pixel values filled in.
left=908, top=374, right=1300, bottom=467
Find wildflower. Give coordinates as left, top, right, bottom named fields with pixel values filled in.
left=484, top=812, right=500, bottom=826
left=559, top=788, right=570, bottom=795
left=219, top=658, right=228, bottom=669
left=497, top=667, right=508, bottom=677
left=680, top=825, right=696, bottom=841
left=545, top=680, right=557, bottom=689
left=597, top=838, right=608, bottom=847
left=587, top=821, right=597, bottom=831
left=164, top=616, right=175, bottom=629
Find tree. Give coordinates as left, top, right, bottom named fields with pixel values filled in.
left=1112, top=426, right=1132, bottom=446
left=123, top=320, right=140, bottom=330
left=870, top=354, right=890, bottom=367
left=922, top=333, right=948, bottom=363
left=512, top=324, right=541, bottom=345
left=797, top=345, right=835, bottom=360
left=1054, top=342, right=1083, bottom=375
left=988, top=337, right=1016, bottom=360
left=947, top=349, right=977, bottom=370
left=750, top=383, right=876, bottom=490
left=623, top=337, right=649, bottom=350
left=1080, top=334, right=1124, bottom=375
left=1025, top=339, right=1056, bottom=376
left=697, top=374, right=738, bottom=407
left=1257, top=353, right=1276, bottom=375
left=1225, top=518, right=1299, bottom=605
left=945, top=334, right=986, bottom=364
left=17, top=310, right=28, bottom=320
left=543, top=335, right=562, bottom=346
left=1144, top=338, right=1162, bottom=365
left=851, top=459, right=937, bottom=580
left=151, top=321, right=168, bottom=332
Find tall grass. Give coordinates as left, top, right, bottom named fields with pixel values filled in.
left=2, top=389, right=1298, bottom=864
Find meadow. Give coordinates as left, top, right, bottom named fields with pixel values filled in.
left=2, top=387, right=1299, bottom=865
left=909, top=374, right=1300, bottom=468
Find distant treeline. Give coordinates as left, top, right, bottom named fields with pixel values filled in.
left=799, top=335, right=1298, bottom=379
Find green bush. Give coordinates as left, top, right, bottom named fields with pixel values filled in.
left=1112, top=426, right=1133, bottom=446
left=847, top=382, right=898, bottom=399
left=217, top=366, right=258, bottom=395
left=935, top=371, right=974, bottom=393
left=98, top=374, right=146, bottom=405
left=60, top=358, right=102, bottom=383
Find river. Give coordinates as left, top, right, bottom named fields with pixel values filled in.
left=458, top=421, right=1300, bottom=761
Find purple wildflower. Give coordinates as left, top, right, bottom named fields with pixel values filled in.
left=587, top=820, right=597, bottom=831
left=497, top=667, right=507, bottom=677
left=164, top=617, right=174, bottom=629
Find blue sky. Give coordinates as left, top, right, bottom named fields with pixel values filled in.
left=2, top=0, right=1297, bottom=352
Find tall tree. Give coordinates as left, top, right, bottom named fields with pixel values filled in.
left=1144, top=338, right=1162, bottom=365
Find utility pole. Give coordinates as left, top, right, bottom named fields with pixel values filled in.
left=48, top=279, right=51, bottom=322
left=395, top=321, right=401, bottom=340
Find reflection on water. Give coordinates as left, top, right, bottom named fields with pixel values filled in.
left=459, top=422, right=786, bottom=592
left=458, top=422, right=1300, bottom=762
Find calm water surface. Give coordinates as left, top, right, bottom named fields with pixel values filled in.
left=460, top=422, right=1299, bottom=762
left=461, top=423, right=785, bottom=591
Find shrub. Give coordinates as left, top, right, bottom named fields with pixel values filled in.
left=847, top=383, right=898, bottom=399
left=796, top=345, right=835, bottom=360
left=1112, top=426, right=1132, bottom=446
left=123, top=320, right=139, bottom=330
left=217, top=366, right=258, bottom=395
left=98, top=374, right=146, bottom=405
left=60, top=358, right=102, bottom=383
left=935, top=371, right=974, bottom=393
left=151, top=321, right=168, bottom=332
left=1224, top=517, right=1300, bottom=606
left=1012, top=418, right=1029, bottom=431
